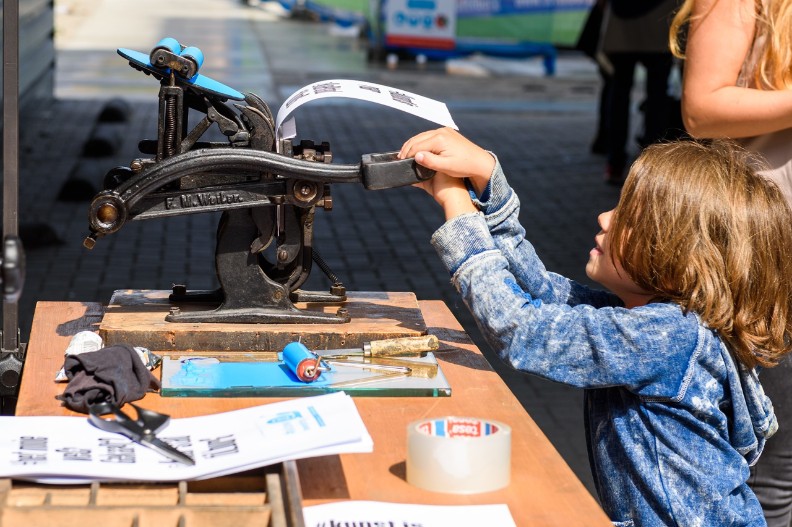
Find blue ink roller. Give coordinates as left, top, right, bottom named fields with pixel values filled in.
left=148, top=37, right=202, bottom=79
left=179, top=46, right=204, bottom=73
left=151, top=37, right=182, bottom=55
left=282, top=342, right=324, bottom=382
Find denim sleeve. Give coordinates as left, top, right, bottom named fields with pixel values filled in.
left=466, top=159, right=620, bottom=309
left=431, top=174, right=700, bottom=397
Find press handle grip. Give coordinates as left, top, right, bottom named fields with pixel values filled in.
left=360, top=152, right=435, bottom=190
left=365, top=335, right=440, bottom=357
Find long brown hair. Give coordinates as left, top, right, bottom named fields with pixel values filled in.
left=609, top=140, right=792, bottom=368
left=670, top=0, right=792, bottom=89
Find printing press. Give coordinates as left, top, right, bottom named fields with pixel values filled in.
left=84, top=38, right=434, bottom=326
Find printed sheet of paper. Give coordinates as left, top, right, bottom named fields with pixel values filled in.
left=275, top=79, right=458, bottom=145
left=0, top=392, right=371, bottom=483
left=303, top=501, right=517, bottom=527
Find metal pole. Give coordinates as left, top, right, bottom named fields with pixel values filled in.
left=3, top=0, right=20, bottom=353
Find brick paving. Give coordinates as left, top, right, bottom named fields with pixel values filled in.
left=15, top=0, right=647, bottom=498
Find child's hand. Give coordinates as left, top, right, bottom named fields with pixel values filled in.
left=399, top=128, right=495, bottom=196
left=414, top=171, right=478, bottom=221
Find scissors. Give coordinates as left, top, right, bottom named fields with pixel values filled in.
left=88, top=402, right=195, bottom=466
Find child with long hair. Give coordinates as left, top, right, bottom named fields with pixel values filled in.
left=399, top=128, right=792, bottom=526
left=670, top=1, right=792, bottom=524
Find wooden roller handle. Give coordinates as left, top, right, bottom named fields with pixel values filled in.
left=365, top=335, right=440, bottom=357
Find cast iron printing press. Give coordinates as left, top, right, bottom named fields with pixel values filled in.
left=84, top=38, right=434, bottom=326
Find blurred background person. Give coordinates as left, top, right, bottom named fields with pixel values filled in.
left=600, top=0, right=679, bottom=184
left=576, top=0, right=611, bottom=155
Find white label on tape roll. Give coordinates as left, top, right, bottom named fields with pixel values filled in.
left=406, top=417, right=511, bottom=494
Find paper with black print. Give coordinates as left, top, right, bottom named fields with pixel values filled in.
left=275, top=79, right=457, bottom=146
left=0, top=392, right=371, bottom=483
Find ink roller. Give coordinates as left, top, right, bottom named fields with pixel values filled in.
left=282, top=342, right=326, bottom=382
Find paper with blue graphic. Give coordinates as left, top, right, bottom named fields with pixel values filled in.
left=0, top=392, right=371, bottom=483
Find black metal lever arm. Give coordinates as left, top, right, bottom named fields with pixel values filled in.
left=85, top=147, right=434, bottom=246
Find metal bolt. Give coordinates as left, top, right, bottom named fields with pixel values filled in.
left=83, top=235, right=97, bottom=250
left=97, top=203, right=119, bottom=224
left=277, top=249, right=289, bottom=262
left=336, top=307, right=349, bottom=319
left=169, top=306, right=181, bottom=315
left=293, top=181, right=317, bottom=203
left=130, top=159, right=144, bottom=172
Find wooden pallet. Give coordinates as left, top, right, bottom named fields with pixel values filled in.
left=0, top=461, right=303, bottom=527
left=99, top=290, right=428, bottom=352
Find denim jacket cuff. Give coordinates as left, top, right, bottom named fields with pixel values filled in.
left=431, top=212, right=496, bottom=275
left=466, top=155, right=510, bottom=215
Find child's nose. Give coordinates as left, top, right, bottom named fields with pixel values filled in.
left=598, top=210, right=614, bottom=231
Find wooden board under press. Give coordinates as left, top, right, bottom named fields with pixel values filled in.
left=99, top=290, right=428, bottom=352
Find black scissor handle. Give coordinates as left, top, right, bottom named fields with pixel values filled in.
left=88, top=402, right=171, bottom=437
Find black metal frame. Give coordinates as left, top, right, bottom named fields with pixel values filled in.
left=1, top=0, right=27, bottom=412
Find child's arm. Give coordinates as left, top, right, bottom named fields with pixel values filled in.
left=402, top=130, right=698, bottom=392
left=403, top=128, right=617, bottom=307
left=432, top=208, right=700, bottom=392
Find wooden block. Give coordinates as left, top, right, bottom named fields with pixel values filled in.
left=99, top=290, right=427, bottom=352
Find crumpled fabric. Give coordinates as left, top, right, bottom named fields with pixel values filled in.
left=58, top=344, right=160, bottom=414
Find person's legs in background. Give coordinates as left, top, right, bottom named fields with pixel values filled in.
left=604, top=53, right=637, bottom=184
left=749, top=355, right=792, bottom=527
left=639, top=52, right=674, bottom=146
left=591, top=65, right=612, bottom=155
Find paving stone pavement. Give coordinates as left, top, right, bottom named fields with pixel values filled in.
left=15, top=0, right=647, bottom=500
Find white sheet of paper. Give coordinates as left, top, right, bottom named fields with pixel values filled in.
left=303, top=501, right=517, bottom=527
left=0, top=392, right=371, bottom=483
left=275, top=79, right=458, bottom=145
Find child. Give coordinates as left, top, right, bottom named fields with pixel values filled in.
left=399, top=129, right=792, bottom=526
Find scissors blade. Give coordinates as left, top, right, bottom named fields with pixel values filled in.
left=140, top=436, right=195, bottom=466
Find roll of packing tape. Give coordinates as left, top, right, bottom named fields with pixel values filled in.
left=406, top=417, right=511, bottom=494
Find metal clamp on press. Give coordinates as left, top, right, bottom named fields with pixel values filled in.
left=84, top=38, right=435, bottom=325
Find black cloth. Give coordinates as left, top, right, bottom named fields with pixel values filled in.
left=59, top=344, right=160, bottom=414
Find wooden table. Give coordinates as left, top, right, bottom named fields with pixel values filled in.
left=16, top=301, right=611, bottom=526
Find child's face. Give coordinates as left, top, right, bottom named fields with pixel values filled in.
left=586, top=209, right=652, bottom=308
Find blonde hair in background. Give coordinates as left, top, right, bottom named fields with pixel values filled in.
left=609, top=140, right=792, bottom=369
left=669, top=0, right=792, bottom=89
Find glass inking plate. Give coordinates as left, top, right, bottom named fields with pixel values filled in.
left=159, top=353, right=452, bottom=397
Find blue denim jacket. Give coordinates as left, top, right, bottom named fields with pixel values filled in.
left=430, top=160, right=777, bottom=526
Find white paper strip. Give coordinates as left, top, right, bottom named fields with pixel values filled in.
left=275, top=79, right=458, bottom=145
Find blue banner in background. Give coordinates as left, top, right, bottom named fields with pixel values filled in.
left=457, top=0, right=593, bottom=17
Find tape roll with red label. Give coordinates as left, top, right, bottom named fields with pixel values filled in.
left=406, top=416, right=511, bottom=494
